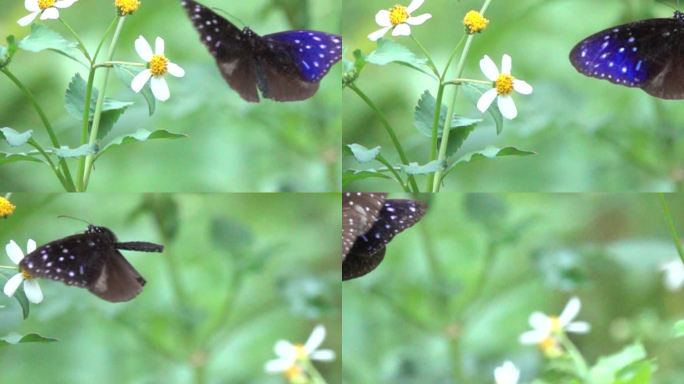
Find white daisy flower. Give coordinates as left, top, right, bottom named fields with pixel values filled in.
left=264, top=325, right=336, bottom=375
left=661, top=259, right=684, bottom=291
left=17, top=0, right=78, bottom=27
left=368, top=0, right=432, bottom=41
left=477, top=54, right=533, bottom=120
left=494, top=361, right=520, bottom=384
left=519, top=297, right=590, bottom=345
left=131, top=36, right=185, bottom=102
left=3, top=240, right=43, bottom=304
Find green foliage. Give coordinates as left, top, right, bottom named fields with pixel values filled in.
left=0, top=127, right=32, bottom=146
left=0, top=333, right=57, bottom=346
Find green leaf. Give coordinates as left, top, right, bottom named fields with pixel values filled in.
left=53, top=144, right=97, bottom=158
left=114, top=64, right=156, bottom=116
left=0, top=151, right=44, bottom=165
left=673, top=320, right=684, bottom=337
left=0, top=333, right=58, bottom=347
left=463, top=82, right=504, bottom=135
left=402, top=160, right=446, bottom=175
left=343, top=49, right=367, bottom=87
left=452, top=146, right=535, bottom=165
left=65, top=73, right=134, bottom=140
left=588, top=343, right=648, bottom=384
left=346, top=143, right=381, bottom=163
left=366, top=39, right=429, bottom=72
left=414, top=91, right=481, bottom=155
left=0, top=35, right=18, bottom=67
left=0, top=127, right=33, bottom=146
left=97, top=129, right=186, bottom=160
left=615, top=360, right=654, bottom=384
left=18, top=24, right=77, bottom=57
left=343, top=169, right=392, bottom=186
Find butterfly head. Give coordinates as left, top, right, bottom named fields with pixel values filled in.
left=86, top=225, right=117, bottom=243
left=675, top=11, right=684, bottom=22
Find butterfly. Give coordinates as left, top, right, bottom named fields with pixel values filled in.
left=19, top=225, right=163, bottom=302
left=342, top=193, right=427, bottom=281
left=181, top=0, right=342, bottom=102
left=570, top=10, right=684, bottom=99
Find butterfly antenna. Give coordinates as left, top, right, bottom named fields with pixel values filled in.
left=57, top=215, right=92, bottom=226
left=212, top=7, right=246, bottom=28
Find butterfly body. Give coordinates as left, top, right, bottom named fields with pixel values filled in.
left=342, top=193, right=427, bottom=281
left=570, top=11, right=684, bottom=99
left=181, top=0, right=342, bottom=102
left=19, top=225, right=163, bottom=302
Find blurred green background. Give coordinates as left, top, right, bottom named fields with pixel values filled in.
left=0, top=0, right=341, bottom=192
left=0, top=193, right=340, bottom=383
left=343, top=0, right=684, bottom=192
left=343, top=193, right=684, bottom=383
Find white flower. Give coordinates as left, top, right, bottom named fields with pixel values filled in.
left=131, top=36, right=185, bottom=102
left=17, top=0, right=78, bottom=27
left=661, top=259, right=684, bottom=291
left=264, top=325, right=336, bottom=374
left=477, top=54, right=533, bottom=120
left=494, top=361, right=520, bottom=384
left=3, top=240, right=43, bottom=304
left=368, top=0, right=432, bottom=41
left=519, top=297, right=590, bottom=345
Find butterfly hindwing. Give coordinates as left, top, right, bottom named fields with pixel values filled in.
left=88, top=249, right=145, bottom=302
left=342, top=192, right=387, bottom=259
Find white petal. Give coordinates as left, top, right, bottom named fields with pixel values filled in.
left=498, top=95, right=518, bottom=120
left=368, top=27, right=391, bottom=41
left=25, top=0, right=39, bottom=12
left=40, top=7, right=60, bottom=20
left=26, top=239, right=36, bottom=254
left=150, top=77, right=170, bottom=102
left=167, top=62, right=185, bottom=78
left=131, top=69, right=152, bottom=93
left=480, top=55, right=499, bottom=81
left=375, top=10, right=392, bottom=27
left=155, top=37, right=165, bottom=55
left=495, top=361, right=520, bottom=384
left=477, top=88, right=498, bottom=113
left=559, top=297, right=581, bottom=326
left=663, top=262, right=684, bottom=290
left=406, top=0, right=424, bottom=13
left=513, top=79, right=533, bottom=95
left=529, top=312, right=551, bottom=329
left=6, top=240, right=25, bottom=265
left=17, top=12, right=39, bottom=26
left=3, top=274, right=24, bottom=297
left=23, top=279, right=43, bottom=304
left=501, top=54, right=512, bottom=74
left=566, top=321, right=591, bottom=334
left=519, top=329, right=547, bottom=345
left=392, top=23, right=412, bottom=36
left=135, top=36, right=154, bottom=62
left=264, top=357, right=291, bottom=373
left=304, top=325, right=326, bottom=353
left=54, top=0, right=77, bottom=8
left=310, top=349, right=336, bottom=361
left=274, top=340, right=295, bottom=357
left=406, top=13, right=432, bottom=25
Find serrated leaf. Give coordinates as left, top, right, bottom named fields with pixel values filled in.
left=588, top=343, right=647, bottom=384
left=414, top=91, right=481, bottom=155
left=463, top=82, right=504, bottom=135
left=366, top=39, right=428, bottom=70
left=18, top=24, right=77, bottom=57
left=97, top=129, right=186, bottom=159
left=0, top=127, right=33, bottom=146
left=53, top=144, right=97, bottom=158
left=453, top=146, right=535, bottom=165
left=346, top=143, right=381, bottom=163
left=114, top=64, right=156, bottom=116
left=402, top=160, right=445, bottom=175
left=343, top=169, right=392, bottom=186
left=0, top=333, right=57, bottom=347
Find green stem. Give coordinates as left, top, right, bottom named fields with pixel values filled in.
left=410, top=35, right=440, bottom=78
left=95, top=61, right=145, bottom=69
left=432, top=0, right=494, bottom=192
left=59, top=18, right=92, bottom=63
left=76, top=69, right=97, bottom=191
left=659, top=194, right=684, bottom=263
left=559, top=333, right=589, bottom=379
left=27, top=139, right=68, bottom=190
left=0, top=265, right=17, bottom=270
left=348, top=84, right=419, bottom=192
left=302, top=359, right=328, bottom=384
left=444, top=79, right=491, bottom=86
left=376, top=154, right=409, bottom=192
left=81, top=16, right=126, bottom=190
left=1, top=67, right=75, bottom=191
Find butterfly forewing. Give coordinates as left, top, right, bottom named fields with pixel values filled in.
left=570, top=11, right=684, bottom=99
left=342, top=192, right=387, bottom=259
left=265, top=31, right=342, bottom=82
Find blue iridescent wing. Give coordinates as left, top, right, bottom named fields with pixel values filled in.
left=265, top=30, right=342, bottom=82
left=570, top=12, right=684, bottom=99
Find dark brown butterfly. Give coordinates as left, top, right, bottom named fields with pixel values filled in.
left=19, top=225, right=163, bottom=302
left=342, top=193, right=427, bottom=280
left=181, top=0, right=342, bottom=102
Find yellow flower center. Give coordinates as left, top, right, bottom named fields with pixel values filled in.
left=463, top=10, right=489, bottom=34
left=38, top=0, right=55, bottom=10
left=115, top=0, right=140, bottom=15
left=549, top=316, right=563, bottom=333
left=149, top=54, right=168, bottom=76
left=0, top=197, right=15, bottom=218
left=21, top=269, right=33, bottom=280
left=538, top=336, right=563, bottom=358
left=294, top=344, right=308, bottom=360
left=495, top=73, right=515, bottom=95
left=389, top=5, right=410, bottom=26
left=283, top=364, right=304, bottom=381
